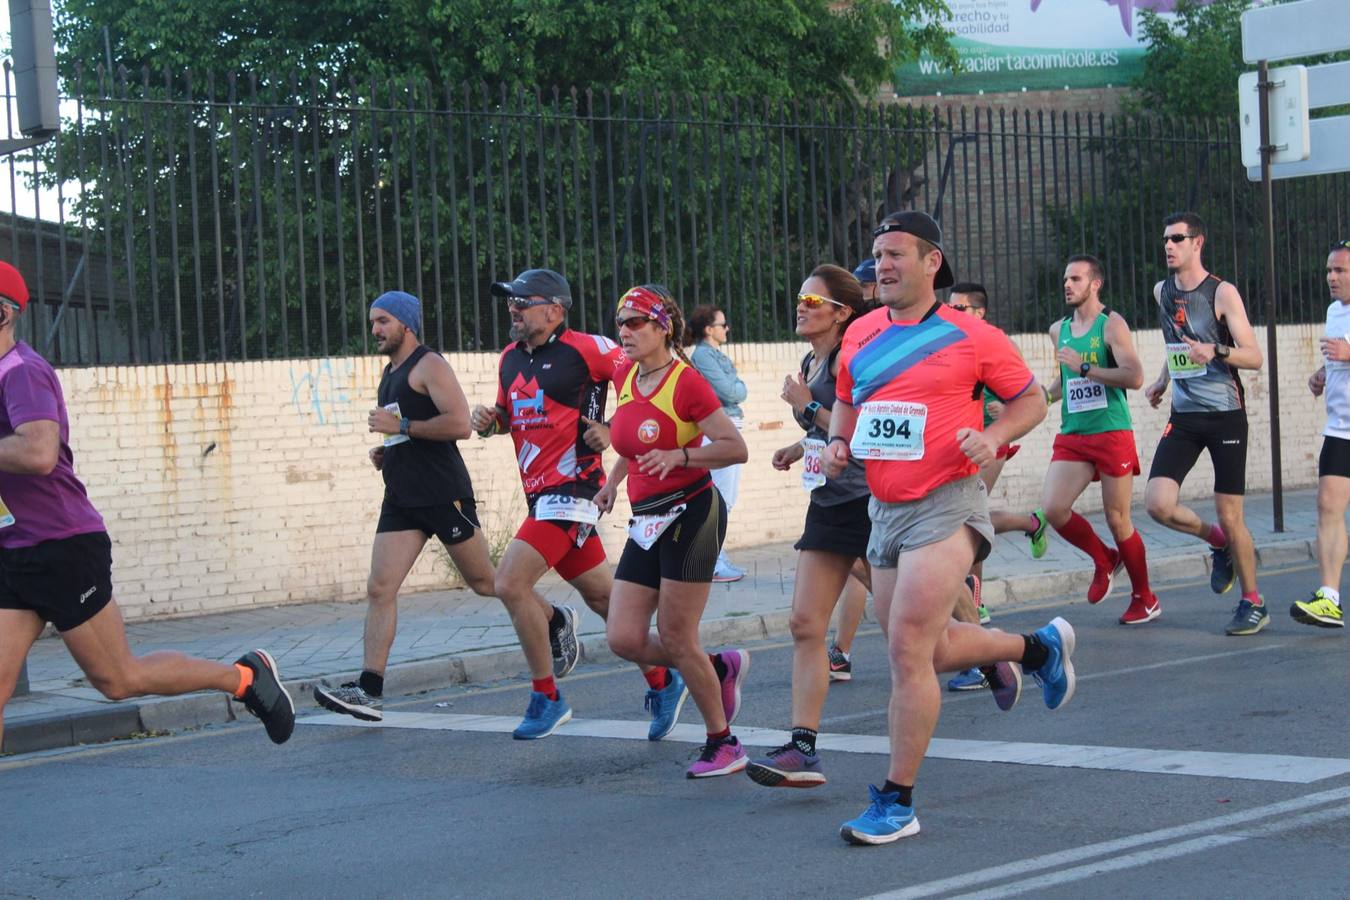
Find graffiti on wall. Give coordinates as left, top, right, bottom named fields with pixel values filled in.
left=289, top=359, right=356, bottom=428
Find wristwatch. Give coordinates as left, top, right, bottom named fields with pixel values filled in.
left=1079, top=361, right=1091, bottom=377
left=803, top=400, right=822, bottom=426
left=399, top=417, right=411, bottom=436
left=1214, top=342, right=1230, bottom=360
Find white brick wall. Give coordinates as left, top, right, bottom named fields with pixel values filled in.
left=58, top=322, right=1327, bottom=620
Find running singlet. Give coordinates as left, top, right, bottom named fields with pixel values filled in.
left=0, top=341, right=105, bottom=548
left=835, top=303, right=1035, bottom=503
left=378, top=344, right=475, bottom=507
left=1157, top=274, right=1244, bottom=413
left=1323, top=300, right=1350, bottom=439
left=496, top=325, right=625, bottom=502
left=610, top=359, right=720, bottom=505
left=1056, top=312, right=1132, bottom=435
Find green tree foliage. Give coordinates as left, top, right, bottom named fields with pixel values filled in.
left=42, top=1, right=959, bottom=362
left=1126, top=0, right=1250, bottom=120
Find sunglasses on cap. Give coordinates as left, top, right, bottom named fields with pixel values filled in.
left=947, top=303, right=983, bottom=313
left=1334, top=240, right=1350, bottom=251
left=615, top=315, right=656, bottom=331
left=1163, top=233, right=1198, bottom=244
left=797, top=293, right=845, bottom=310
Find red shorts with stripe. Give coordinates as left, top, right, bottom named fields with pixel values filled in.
left=996, top=443, right=1021, bottom=461
left=1051, top=430, right=1140, bottom=482
left=514, top=516, right=607, bottom=580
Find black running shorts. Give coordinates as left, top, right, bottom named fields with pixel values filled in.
left=615, top=486, right=726, bottom=589
left=1148, top=410, right=1248, bottom=495
left=0, top=531, right=114, bottom=632
left=1319, top=435, right=1350, bottom=479
left=376, top=498, right=480, bottom=546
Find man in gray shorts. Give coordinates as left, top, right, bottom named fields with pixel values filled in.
left=822, top=210, right=1079, bottom=846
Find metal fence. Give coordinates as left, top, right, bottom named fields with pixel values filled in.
left=5, top=64, right=1350, bottom=366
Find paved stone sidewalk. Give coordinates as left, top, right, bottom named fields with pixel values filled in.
left=3, top=488, right=1321, bottom=754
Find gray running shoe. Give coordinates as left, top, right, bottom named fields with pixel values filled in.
left=234, top=649, right=295, bottom=743
left=549, top=604, right=580, bottom=678
left=313, top=681, right=383, bottom=721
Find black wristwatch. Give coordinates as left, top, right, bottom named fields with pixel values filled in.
left=803, top=400, right=822, bottom=426
left=1214, top=342, right=1230, bottom=360
left=1079, top=361, right=1091, bottom=377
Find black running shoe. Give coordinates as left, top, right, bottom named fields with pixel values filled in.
left=234, top=649, right=295, bottom=744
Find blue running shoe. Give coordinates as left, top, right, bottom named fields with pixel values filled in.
left=645, top=670, right=688, bottom=741
left=512, top=690, right=572, bottom=740
left=946, top=667, right=988, bottom=692
left=1028, top=617, right=1076, bottom=711
left=1210, top=544, right=1235, bottom=594
left=839, top=785, right=920, bottom=845
left=746, top=742, right=826, bottom=788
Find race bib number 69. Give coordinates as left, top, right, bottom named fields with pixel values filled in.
left=850, top=401, right=927, bottom=460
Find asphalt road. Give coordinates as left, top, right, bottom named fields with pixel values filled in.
left=3, top=562, right=1348, bottom=899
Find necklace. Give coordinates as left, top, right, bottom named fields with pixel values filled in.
left=637, top=357, right=676, bottom=379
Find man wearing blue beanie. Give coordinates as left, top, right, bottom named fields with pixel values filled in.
left=313, top=292, right=496, bottom=721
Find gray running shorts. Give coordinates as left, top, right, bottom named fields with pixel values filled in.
left=866, top=475, right=993, bottom=569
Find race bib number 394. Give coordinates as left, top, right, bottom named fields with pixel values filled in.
left=850, top=401, right=927, bottom=461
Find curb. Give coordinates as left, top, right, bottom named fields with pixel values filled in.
left=1, top=538, right=1315, bottom=756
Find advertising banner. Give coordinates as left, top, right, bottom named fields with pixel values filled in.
left=894, top=0, right=1219, bottom=95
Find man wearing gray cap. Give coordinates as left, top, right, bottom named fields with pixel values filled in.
left=470, top=269, right=681, bottom=741
left=314, top=291, right=496, bottom=722
left=822, top=211, right=1076, bottom=846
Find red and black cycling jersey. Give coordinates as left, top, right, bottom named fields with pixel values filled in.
left=495, top=324, right=625, bottom=502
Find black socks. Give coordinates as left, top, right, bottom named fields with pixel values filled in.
left=791, top=726, right=818, bottom=755
left=882, top=780, right=914, bottom=807
left=1020, top=634, right=1049, bottom=672
left=359, top=670, right=384, bottom=697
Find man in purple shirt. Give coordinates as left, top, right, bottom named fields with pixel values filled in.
left=0, top=261, right=294, bottom=749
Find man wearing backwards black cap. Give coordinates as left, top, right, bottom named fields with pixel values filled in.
left=314, top=290, right=495, bottom=722
left=470, top=269, right=673, bottom=742
left=822, top=211, right=1078, bottom=846
left=0, top=261, right=294, bottom=747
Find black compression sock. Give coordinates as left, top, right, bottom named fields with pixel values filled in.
left=359, top=670, right=384, bottom=697
left=791, top=726, right=818, bottom=755
left=881, top=780, right=914, bottom=807
left=1020, top=635, right=1049, bottom=672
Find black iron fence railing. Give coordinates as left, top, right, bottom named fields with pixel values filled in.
left=4, top=64, right=1347, bottom=366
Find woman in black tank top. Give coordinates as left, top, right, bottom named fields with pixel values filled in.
left=746, top=264, right=874, bottom=788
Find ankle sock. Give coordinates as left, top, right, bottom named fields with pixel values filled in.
left=532, top=676, right=559, bottom=700
left=881, top=780, right=914, bottom=806
left=232, top=663, right=253, bottom=698
left=709, top=653, right=728, bottom=680
left=1206, top=523, right=1227, bottom=549
left=1020, top=634, right=1050, bottom=671
left=707, top=727, right=731, bottom=742
left=1243, top=590, right=1262, bottom=607
left=1319, top=586, right=1341, bottom=605
left=643, top=666, right=671, bottom=690
left=791, top=726, right=818, bottom=755
left=359, top=670, right=384, bottom=697
left=1053, top=511, right=1111, bottom=568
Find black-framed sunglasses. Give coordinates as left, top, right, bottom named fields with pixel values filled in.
left=505, top=296, right=556, bottom=311
left=1163, top=234, right=1198, bottom=244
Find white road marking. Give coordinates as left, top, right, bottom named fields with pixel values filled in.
left=303, top=712, right=1350, bottom=783
left=863, top=785, right=1350, bottom=900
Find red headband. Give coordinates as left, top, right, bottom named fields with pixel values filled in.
left=616, top=286, right=673, bottom=333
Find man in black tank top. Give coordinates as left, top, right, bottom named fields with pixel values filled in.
left=314, top=291, right=496, bottom=722
left=1143, top=212, right=1269, bottom=636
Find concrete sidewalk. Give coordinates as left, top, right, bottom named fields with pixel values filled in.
left=3, top=488, right=1324, bottom=755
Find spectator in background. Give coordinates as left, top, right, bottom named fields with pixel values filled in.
left=853, top=258, right=878, bottom=307
left=688, top=305, right=748, bottom=582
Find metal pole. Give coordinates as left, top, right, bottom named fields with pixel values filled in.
left=1258, top=59, right=1285, bottom=532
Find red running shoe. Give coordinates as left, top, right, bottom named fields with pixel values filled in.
left=1087, top=548, right=1124, bottom=604
left=1119, top=592, right=1161, bottom=625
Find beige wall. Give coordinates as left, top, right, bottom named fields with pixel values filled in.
left=60, top=322, right=1328, bottom=621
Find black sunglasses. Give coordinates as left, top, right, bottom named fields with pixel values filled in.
left=1163, top=234, right=1198, bottom=244
left=1334, top=240, right=1350, bottom=251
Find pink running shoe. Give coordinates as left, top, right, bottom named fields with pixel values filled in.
left=1087, top=548, right=1124, bottom=604
left=686, top=736, right=748, bottom=778
left=716, top=649, right=750, bottom=725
